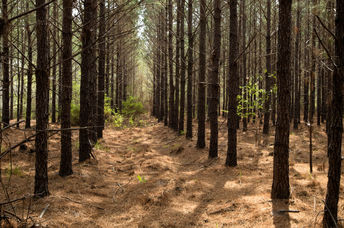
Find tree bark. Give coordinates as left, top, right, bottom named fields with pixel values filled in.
left=2, top=0, right=10, bottom=126
left=34, top=0, right=50, bottom=197
left=226, top=0, right=239, bottom=166
left=25, top=11, right=33, bottom=129
left=79, top=0, right=97, bottom=162
left=322, top=0, right=343, bottom=226
left=97, top=0, right=106, bottom=138
left=59, top=0, right=73, bottom=177
left=178, top=0, right=186, bottom=133
left=186, top=0, right=193, bottom=139
left=263, top=0, right=272, bottom=135
left=271, top=0, right=292, bottom=200
left=197, top=0, right=206, bottom=148
left=208, top=0, right=221, bottom=158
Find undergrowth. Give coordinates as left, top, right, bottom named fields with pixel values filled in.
left=70, top=96, right=146, bottom=128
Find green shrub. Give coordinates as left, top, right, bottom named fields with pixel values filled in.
left=121, top=96, right=145, bottom=119
left=71, top=103, right=80, bottom=126
left=111, top=112, right=124, bottom=128
left=104, top=96, right=113, bottom=119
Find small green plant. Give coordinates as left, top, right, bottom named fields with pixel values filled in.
left=137, top=175, right=146, bottom=183
left=237, top=75, right=268, bottom=119
left=104, top=96, right=114, bottom=119
left=179, top=130, right=185, bottom=135
left=111, top=112, right=124, bottom=128
left=129, top=116, right=134, bottom=126
left=94, top=141, right=104, bottom=150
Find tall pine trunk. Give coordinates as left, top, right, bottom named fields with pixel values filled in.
left=208, top=0, right=221, bottom=158
left=2, top=0, right=9, bottom=126
left=178, top=0, right=186, bottom=133
left=271, top=0, right=292, bottom=199
left=322, top=0, right=343, bottom=225
left=59, top=0, right=73, bottom=177
left=263, top=0, right=272, bottom=135
left=186, top=0, right=193, bottom=139
left=79, top=0, right=97, bottom=161
left=197, top=0, right=206, bottom=148
left=97, top=0, right=106, bottom=138
left=226, top=0, right=239, bottom=166
left=34, top=0, right=50, bottom=197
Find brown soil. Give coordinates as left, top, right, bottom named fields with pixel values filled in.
left=0, top=117, right=343, bottom=227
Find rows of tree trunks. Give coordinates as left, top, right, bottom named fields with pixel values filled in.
left=149, top=0, right=343, bottom=226
left=0, top=0, right=140, bottom=197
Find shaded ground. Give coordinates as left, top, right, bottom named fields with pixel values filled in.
left=1, top=116, right=343, bottom=227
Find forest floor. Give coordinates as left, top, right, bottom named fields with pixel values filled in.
left=1, top=115, right=344, bottom=227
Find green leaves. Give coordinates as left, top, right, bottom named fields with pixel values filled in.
left=137, top=175, right=146, bottom=183
left=236, top=75, right=270, bottom=118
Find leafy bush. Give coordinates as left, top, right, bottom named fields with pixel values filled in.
left=111, top=112, right=124, bottom=128
left=121, top=96, right=145, bottom=119
left=71, top=103, right=80, bottom=126
left=104, top=96, right=113, bottom=119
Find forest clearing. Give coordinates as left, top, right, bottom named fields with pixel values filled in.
left=0, top=0, right=343, bottom=227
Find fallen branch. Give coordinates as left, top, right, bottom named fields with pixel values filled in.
left=0, top=131, right=59, bottom=160
left=278, top=210, right=300, bottom=213
left=0, top=133, right=37, bottom=160
left=39, top=204, right=50, bottom=219
left=0, top=196, right=28, bottom=206
left=0, top=120, right=25, bottom=133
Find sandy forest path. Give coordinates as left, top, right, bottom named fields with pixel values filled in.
left=2, top=117, right=343, bottom=227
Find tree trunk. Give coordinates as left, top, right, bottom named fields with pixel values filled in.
left=197, top=0, right=206, bottom=148
left=2, top=0, right=9, bottom=126
left=97, top=0, right=106, bottom=138
left=322, top=0, right=343, bottom=226
left=271, top=0, right=292, bottom=200
left=59, top=0, right=73, bottom=177
left=168, top=0, right=174, bottom=128
left=226, top=0, right=239, bottom=166
left=293, top=0, right=301, bottom=130
left=51, top=1, right=57, bottom=123
left=208, top=0, right=221, bottom=158
left=79, top=0, right=97, bottom=162
left=34, top=0, right=50, bottom=197
left=263, top=0, right=272, bottom=135
left=25, top=12, right=33, bottom=129
left=186, top=0, right=193, bottom=139
left=178, top=0, right=186, bottom=133
left=241, top=0, right=247, bottom=131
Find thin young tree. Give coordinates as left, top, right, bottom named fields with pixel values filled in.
left=186, top=0, right=193, bottom=139
left=25, top=6, right=33, bottom=129
left=178, top=0, right=186, bottom=133
left=263, top=0, right=271, bottom=135
left=97, top=0, right=106, bottom=138
left=322, top=0, right=343, bottom=225
left=293, top=0, right=301, bottom=130
left=271, top=0, right=292, bottom=199
left=59, top=0, right=73, bottom=177
left=2, top=0, right=10, bottom=126
left=168, top=0, right=174, bottom=128
left=226, top=0, right=238, bottom=167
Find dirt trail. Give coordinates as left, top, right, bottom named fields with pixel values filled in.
left=1, top=117, right=343, bottom=227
